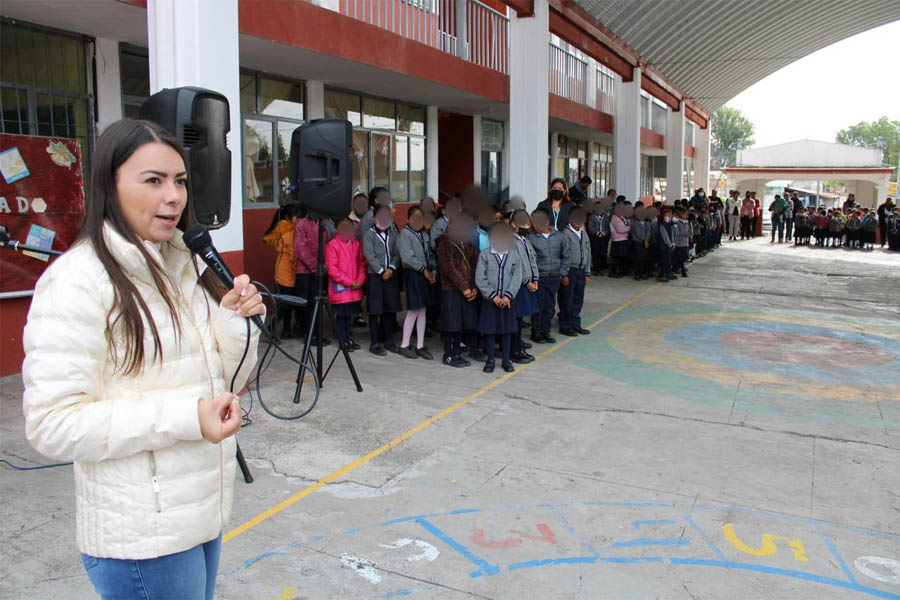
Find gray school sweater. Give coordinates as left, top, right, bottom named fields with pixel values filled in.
left=631, top=220, right=650, bottom=244
left=363, top=226, right=400, bottom=275
left=563, top=226, right=591, bottom=271
left=475, top=249, right=521, bottom=300
left=513, top=234, right=539, bottom=285
left=528, top=230, right=570, bottom=278
left=674, top=219, right=691, bottom=248
left=398, top=227, right=433, bottom=272
left=429, top=216, right=450, bottom=251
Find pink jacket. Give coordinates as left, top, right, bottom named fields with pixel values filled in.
left=294, top=218, right=331, bottom=275
left=740, top=198, right=755, bottom=217
left=610, top=215, right=631, bottom=242
left=325, top=237, right=365, bottom=305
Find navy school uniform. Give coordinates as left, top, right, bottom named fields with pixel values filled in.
left=558, top=225, right=591, bottom=331
left=513, top=234, right=540, bottom=318
left=528, top=230, right=570, bottom=336
left=475, top=249, right=521, bottom=336
left=399, top=226, right=439, bottom=310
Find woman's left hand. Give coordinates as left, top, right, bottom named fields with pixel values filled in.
left=221, top=274, right=265, bottom=317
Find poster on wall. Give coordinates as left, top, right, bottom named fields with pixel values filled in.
left=0, top=134, right=85, bottom=297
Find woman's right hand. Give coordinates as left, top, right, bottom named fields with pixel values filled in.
left=198, top=393, right=241, bottom=443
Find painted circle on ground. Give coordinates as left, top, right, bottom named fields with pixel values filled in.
left=720, top=331, right=895, bottom=368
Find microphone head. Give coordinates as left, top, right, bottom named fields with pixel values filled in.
left=183, top=224, right=212, bottom=253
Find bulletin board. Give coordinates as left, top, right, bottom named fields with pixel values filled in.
left=0, top=133, right=85, bottom=297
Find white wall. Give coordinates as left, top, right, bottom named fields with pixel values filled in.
left=94, top=38, right=123, bottom=134
left=738, top=140, right=882, bottom=168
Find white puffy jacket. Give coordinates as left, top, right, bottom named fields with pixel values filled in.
left=22, top=223, right=260, bottom=560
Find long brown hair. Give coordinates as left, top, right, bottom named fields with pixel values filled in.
left=81, top=119, right=223, bottom=375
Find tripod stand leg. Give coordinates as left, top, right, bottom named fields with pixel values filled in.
left=324, top=301, right=363, bottom=392
left=236, top=442, right=253, bottom=483
left=293, top=298, right=320, bottom=404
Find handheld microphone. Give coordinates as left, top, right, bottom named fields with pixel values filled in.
left=183, top=224, right=267, bottom=331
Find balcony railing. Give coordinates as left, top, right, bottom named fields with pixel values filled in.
left=596, top=65, right=615, bottom=114
left=335, top=0, right=508, bottom=74
left=549, top=43, right=588, bottom=105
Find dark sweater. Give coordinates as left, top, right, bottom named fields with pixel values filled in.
left=436, top=235, right=478, bottom=292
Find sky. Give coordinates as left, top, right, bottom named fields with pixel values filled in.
left=725, top=19, right=900, bottom=149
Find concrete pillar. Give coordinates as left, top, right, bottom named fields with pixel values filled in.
left=666, top=102, right=685, bottom=203
left=502, top=118, right=510, bottom=190
left=147, top=0, right=243, bottom=254
left=549, top=132, right=559, bottom=179
left=473, top=114, right=482, bottom=185
left=306, top=80, right=325, bottom=120
left=585, top=57, right=597, bottom=110
left=613, top=66, right=641, bottom=202
left=695, top=123, right=711, bottom=193
left=426, top=105, right=439, bottom=199
left=509, top=0, right=549, bottom=206
left=95, top=38, right=123, bottom=134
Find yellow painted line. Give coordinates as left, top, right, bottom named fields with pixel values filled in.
left=224, top=282, right=661, bottom=543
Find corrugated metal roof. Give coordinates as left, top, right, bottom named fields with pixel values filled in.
left=571, top=0, right=900, bottom=111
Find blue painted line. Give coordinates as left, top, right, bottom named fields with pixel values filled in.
left=670, top=558, right=900, bottom=600
left=342, top=528, right=361, bottom=535
left=415, top=518, right=500, bottom=578
left=692, top=504, right=900, bottom=540
left=508, top=556, right=664, bottom=571
left=633, top=519, right=676, bottom=529
left=384, top=590, right=412, bottom=598
left=612, top=537, right=690, bottom=548
left=244, top=551, right=283, bottom=569
left=819, top=528, right=858, bottom=584
left=380, top=513, right=441, bottom=526
left=448, top=508, right=482, bottom=516
left=682, top=514, right=727, bottom=561
left=555, top=513, right=576, bottom=534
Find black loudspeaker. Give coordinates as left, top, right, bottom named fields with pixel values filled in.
left=140, top=86, right=231, bottom=229
left=289, top=119, right=352, bottom=220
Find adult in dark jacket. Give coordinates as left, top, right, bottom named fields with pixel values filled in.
left=878, top=198, right=894, bottom=247
left=537, top=177, right=574, bottom=231
left=568, top=176, right=592, bottom=207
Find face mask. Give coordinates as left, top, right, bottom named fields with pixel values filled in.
left=550, top=189, right=566, bottom=201
left=665, top=217, right=672, bottom=223
left=517, top=227, right=531, bottom=236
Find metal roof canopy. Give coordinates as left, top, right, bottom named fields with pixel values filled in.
left=569, top=0, right=900, bottom=112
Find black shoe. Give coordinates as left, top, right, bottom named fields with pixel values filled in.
left=575, top=327, right=591, bottom=335
left=483, top=361, right=495, bottom=373
left=469, top=349, right=487, bottom=361
left=559, top=328, right=579, bottom=337
left=681, top=271, right=688, bottom=278
left=399, top=346, right=419, bottom=359
left=458, top=356, right=472, bottom=367
left=531, top=332, right=547, bottom=344
left=668, top=275, right=678, bottom=280
left=385, top=342, right=401, bottom=354
left=443, top=356, right=468, bottom=368
left=521, top=340, right=533, bottom=349
left=510, top=351, right=533, bottom=364
left=369, top=344, right=387, bottom=356
left=656, top=277, right=668, bottom=282
left=543, top=334, right=557, bottom=343
left=416, top=347, right=434, bottom=360
left=502, top=362, right=515, bottom=373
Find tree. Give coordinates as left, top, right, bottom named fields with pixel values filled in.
left=711, top=106, right=755, bottom=169
left=836, top=116, right=899, bottom=182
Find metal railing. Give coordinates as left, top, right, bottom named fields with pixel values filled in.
left=549, top=43, right=588, bottom=105
left=596, top=65, right=615, bottom=114
left=335, top=0, right=508, bottom=74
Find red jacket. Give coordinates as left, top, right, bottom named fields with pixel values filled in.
left=294, top=218, right=330, bottom=274
left=325, top=237, right=365, bottom=305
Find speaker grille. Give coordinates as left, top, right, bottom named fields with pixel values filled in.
left=182, top=124, right=201, bottom=147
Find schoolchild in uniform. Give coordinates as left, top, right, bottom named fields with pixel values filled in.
left=813, top=209, right=828, bottom=246
left=475, top=224, right=521, bottom=373
left=558, top=207, right=592, bottom=337
left=325, top=218, right=366, bottom=350
left=294, top=206, right=332, bottom=344
left=888, top=207, right=900, bottom=251
left=528, top=208, right=569, bottom=344
left=587, top=202, right=609, bottom=274
left=608, top=198, right=631, bottom=278
left=846, top=210, right=862, bottom=248
left=360, top=186, right=391, bottom=234
left=510, top=210, right=539, bottom=364
left=656, top=208, right=676, bottom=282
left=349, top=193, right=371, bottom=239
left=829, top=210, right=844, bottom=248
left=674, top=209, right=691, bottom=278
left=363, top=205, right=403, bottom=355
left=861, top=208, right=878, bottom=250
left=430, top=195, right=459, bottom=251
left=630, top=208, right=651, bottom=280
left=793, top=207, right=809, bottom=246
left=436, top=215, right=479, bottom=367
left=398, top=206, right=437, bottom=360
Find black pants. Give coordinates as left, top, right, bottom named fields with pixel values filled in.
left=485, top=334, right=511, bottom=365
left=740, top=216, right=751, bottom=239
left=443, top=331, right=461, bottom=359
left=275, top=281, right=298, bottom=335
left=880, top=219, right=887, bottom=246
left=368, top=313, right=395, bottom=346
left=534, top=276, right=561, bottom=335
left=589, top=234, right=608, bottom=271
left=558, top=268, right=586, bottom=331
left=657, top=246, right=673, bottom=279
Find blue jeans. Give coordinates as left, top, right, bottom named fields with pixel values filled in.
left=82, top=532, right=222, bottom=600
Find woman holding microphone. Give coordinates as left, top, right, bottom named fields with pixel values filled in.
left=22, top=119, right=263, bottom=599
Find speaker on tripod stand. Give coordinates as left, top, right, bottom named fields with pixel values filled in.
left=288, top=119, right=363, bottom=398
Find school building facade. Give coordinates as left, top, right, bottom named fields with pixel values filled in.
left=2, top=0, right=899, bottom=376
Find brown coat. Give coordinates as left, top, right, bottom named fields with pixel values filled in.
left=436, top=235, right=477, bottom=292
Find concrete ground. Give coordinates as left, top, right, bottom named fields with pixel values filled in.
left=2, top=236, right=899, bottom=599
